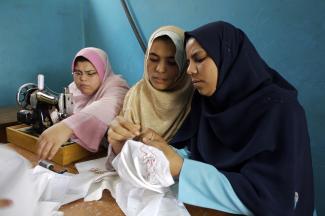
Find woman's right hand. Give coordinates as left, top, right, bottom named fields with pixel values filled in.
left=107, top=116, right=141, bottom=155
left=37, top=122, right=73, bottom=160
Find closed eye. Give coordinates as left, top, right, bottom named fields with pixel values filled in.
left=149, top=57, right=159, bottom=62
left=194, top=55, right=206, bottom=63
left=167, top=58, right=177, bottom=65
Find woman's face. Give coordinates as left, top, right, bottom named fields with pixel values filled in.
left=73, top=60, right=101, bottom=96
left=147, top=37, right=180, bottom=91
left=185, top=38, right=218, bottom=96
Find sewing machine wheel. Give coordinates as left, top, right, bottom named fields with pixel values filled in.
left=16, top=83, right=38, bottom=109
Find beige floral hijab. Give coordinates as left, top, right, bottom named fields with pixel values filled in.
left=121, top=26, right=193, bottom=142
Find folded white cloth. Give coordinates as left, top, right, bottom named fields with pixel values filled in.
left=0, top=145, right=63, bottom=216
left=32, top=165, right=71, bottom=202
left=72, top=157, right=119, bottom=202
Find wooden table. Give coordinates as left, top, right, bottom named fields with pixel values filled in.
left=6, top=143, right=233, bottom=216
left=0, top=106, right=18, bottom=142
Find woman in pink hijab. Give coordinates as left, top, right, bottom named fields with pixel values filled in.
left=37, top=47, right=129, bottom=160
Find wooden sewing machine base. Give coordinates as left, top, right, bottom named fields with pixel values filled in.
left=6, top=124, right=96, bottom=165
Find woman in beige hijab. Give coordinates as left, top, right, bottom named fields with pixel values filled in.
left=107, top=26, right=193, bottom=158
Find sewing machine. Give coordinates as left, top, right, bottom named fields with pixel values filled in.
left=16, top=74, right=73, bottom=134
left=6, top=74, right=96, bottom=165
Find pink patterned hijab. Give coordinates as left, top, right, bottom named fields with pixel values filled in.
left=69, top=47, right=129, bottom=124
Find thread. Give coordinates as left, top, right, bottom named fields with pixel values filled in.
left=37, top=74, right=44, bottom=90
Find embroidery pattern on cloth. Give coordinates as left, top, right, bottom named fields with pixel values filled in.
left=139, top=145, right=159, bottom=184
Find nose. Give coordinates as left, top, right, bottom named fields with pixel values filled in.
left=186, top=60, right=197, bottom=75
left=79, top=73, right=88, bottom=81
left=156, top=61, right=166, bottom=73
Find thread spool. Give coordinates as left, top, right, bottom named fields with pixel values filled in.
left=37, top=74, right=44, bottom=90
left=38, top=160, right=54, bottom=170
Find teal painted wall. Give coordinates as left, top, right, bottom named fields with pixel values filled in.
left=83, top=0, right=144, bottom=85
left=0, top=0, right=323, bottom=214
left=84, top=0, right=324, bottom=214
left=0, top=0, right=84, bottom=106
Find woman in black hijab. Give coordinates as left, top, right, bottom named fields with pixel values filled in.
left=142, top=21, right=314, bottom=215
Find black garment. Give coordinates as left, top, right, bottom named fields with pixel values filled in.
left=172, top=21, right=314, bottom=215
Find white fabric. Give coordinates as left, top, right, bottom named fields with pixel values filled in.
left=72, top=157, right=119, bottom=202
left=61, top=167, right=117, bottom=205
left=113, top=140, right=174, bottom=193
left=0, top=145, right=63, bottom=216
left=32, top=166, right=71, bottom=202
left=72, top=141, right=190, bottom=215
left=75, top=157, right=107, bottom=173
left=0, top=145, right=112, bottom=215
left=111, top=140, right=190, bottom=216
left=105, top=144, right=117, bottom=171
left=114, top=183, right=189, bottom=216
left=0, top=143, right=189, bottom=216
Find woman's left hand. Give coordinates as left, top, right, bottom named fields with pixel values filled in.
left=0, top=199, right=12, bottom=208
left=140, top=128, right=183, bottom=178
left=37, top=122, right=73, bottom=160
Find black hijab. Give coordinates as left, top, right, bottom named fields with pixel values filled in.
left=172, top=21, right=314, bottom=215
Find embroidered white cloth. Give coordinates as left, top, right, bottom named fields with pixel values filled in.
left=113, top=140, right=175, bottom=193
left=111, top=140, right=190, bottom=216
left=73, top=141, right=190, bottom=215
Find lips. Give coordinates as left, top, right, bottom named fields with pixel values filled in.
left=153, top=77, right=167, bottom=83
left=191, top=79, right=203, bottom=88
left=191, top=79, right=201, bottom=84
left=79, top=84, right=90, bottom=89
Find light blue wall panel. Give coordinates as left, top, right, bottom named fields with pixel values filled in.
left=0, top=0, right=84, bottom=106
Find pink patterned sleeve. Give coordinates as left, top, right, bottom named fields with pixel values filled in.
left=62, top=112, right=107, bottom=152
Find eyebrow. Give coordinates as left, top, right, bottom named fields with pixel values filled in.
left=190, top=49, right=207, bottom=58
left=192, top=48, right=205, bottom=55
left=74, top=69, right=97, bottom=72
left=149, top=52, right=175, bottom=59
